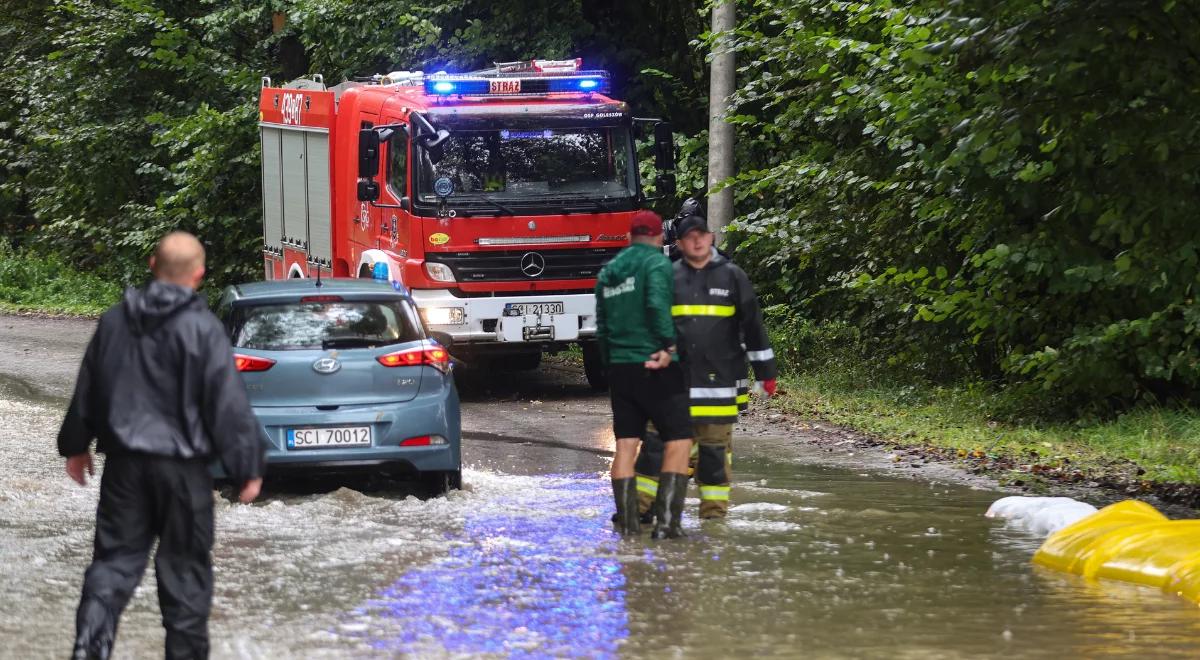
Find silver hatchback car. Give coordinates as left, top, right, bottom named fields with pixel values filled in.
left=215, top=279, right=462, bottom=493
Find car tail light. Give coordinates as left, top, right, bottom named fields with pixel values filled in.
left=401, top=435, right=447, bottom=446
left=234, top=354, right=276, bottom=372
left=377, top=345, right=450, bottom=373
left=300, top=295, right=344, bottom=302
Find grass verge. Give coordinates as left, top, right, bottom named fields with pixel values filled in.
left=0, top=245, right=121, bottom=317
left=770, top=368, right=1200, bottom=491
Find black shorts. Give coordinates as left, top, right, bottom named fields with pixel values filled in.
left=608, top=362, right=693, bottom=441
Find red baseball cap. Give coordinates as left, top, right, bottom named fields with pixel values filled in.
left=629, top=210, right=663, bottom=236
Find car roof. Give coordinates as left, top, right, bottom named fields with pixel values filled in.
left=225, top=278, right=410, bottom=303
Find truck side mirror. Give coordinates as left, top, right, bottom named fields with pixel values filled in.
left=655, top=173, right=677, bottom=197
left=654, top=122, right=675, bottom=171
left=357, top=180, right=379, bottom=202
left=358, top=129, right=380, bottom=179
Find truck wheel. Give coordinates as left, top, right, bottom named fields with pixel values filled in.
left=581, top=343, right=608, bottom=391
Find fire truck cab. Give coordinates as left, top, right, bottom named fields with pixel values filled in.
left=257, top=59, right=675, bottom=388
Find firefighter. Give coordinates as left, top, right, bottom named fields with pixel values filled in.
left=595, top=210, right=694, bottom=539
left=635, top=214, right=778, bottom=520
left=59, top=231, right=265, bottom=660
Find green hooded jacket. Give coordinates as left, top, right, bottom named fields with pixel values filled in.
left=594, top=242, right=675, bottom=365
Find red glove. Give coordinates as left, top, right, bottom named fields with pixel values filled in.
left=761, top=379, right=777, bottom=397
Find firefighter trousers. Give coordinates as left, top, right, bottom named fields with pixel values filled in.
left=72, top=454, right=215, bottom=660
left=636, top=423, right=733, bottom=519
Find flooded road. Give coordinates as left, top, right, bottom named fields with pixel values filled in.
left=2, top=314, right=1199, bottom=658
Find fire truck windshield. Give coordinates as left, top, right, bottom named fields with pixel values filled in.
left=415, top=126, right=636, bottom=206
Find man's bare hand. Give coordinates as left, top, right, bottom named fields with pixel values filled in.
left=644, top=349, right=673, bottom=370
left=65, top=452, right=95, bottom=486
left=238, top=477, right=263, bottom=504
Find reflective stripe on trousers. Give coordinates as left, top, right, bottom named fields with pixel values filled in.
left=636, top=475, right=659, bottom=497
left=699, top=484, right=731, bottom=501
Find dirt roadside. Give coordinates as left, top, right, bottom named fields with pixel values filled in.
left=737, top=403, right=1200, bottom=519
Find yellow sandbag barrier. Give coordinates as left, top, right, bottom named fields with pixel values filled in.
left=1033, top=500, right=1200, bottom=605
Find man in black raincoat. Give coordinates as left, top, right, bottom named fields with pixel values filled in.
left=58, top=231, right=266, bottom=660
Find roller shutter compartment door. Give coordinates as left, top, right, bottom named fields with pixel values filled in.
left=260, top=127, right=284, bottom=248
left=280, top=130, right=308, bottom=248
left=305, top=133, right=332, bottom=264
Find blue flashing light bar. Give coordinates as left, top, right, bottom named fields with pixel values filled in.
left=423, top=72, right=610, bottom=97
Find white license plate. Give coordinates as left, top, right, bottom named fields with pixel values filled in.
left=287, top=426, right=372, bottom=449
left=504, top=301, right=564, bottom=316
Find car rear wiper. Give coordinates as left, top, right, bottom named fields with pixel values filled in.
left=321, top=337, right=383, bottom=350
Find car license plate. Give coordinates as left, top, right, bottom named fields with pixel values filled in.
left=504, top=301, right=564, bottom=317
left=287, top=427, right=372, bottom=449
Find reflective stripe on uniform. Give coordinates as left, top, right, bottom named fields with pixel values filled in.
left=699, top=485, right=731, bottom=501
left=636, top=475, right=658, bottom=496
left=671, top=304, right=736, bottom=317
left=736, top=394, right=749, bottom=405
left=691, top=387, right=738, bottom=398
left=747, top=348, right=775, bottom=362
left=690, top=404, right=739, bottom=417
left=690, top=443, right=700, bottom=458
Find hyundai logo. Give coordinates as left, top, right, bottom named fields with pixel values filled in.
left=312, top=357, right=341, bottom=374
left=520, top=251, right=546, bottom=278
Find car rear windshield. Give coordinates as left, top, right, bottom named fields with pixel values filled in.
left=230, top=300, right=423, bottom=350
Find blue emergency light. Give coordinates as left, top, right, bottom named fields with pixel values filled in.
left=372, top=262, right=388, bottom=281
left=423, top=72, right=610, bottom=97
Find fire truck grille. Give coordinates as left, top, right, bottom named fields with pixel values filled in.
left=426, top=248, right=621, bottom=282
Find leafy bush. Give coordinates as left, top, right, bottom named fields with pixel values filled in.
left=0, top=243, right=121, bottom=315
left=726, top=0, right=1200, bottom=414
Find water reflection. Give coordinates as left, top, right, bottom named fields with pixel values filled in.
left=348, top=474, right=628, bottom=657
left=326, top=458, right=1200, bottom=658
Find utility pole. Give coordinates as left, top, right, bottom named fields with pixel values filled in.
left=707, top=0, right=737, bottom=243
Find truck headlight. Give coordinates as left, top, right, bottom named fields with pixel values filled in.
left=424, top=262, right=456, bottom=282
left=420, top=307, right=465, bottom=326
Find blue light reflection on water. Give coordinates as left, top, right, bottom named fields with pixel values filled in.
left=349, top=474, right=629, bottom=658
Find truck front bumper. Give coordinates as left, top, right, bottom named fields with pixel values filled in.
left=411, top=289, right=597, bottom=344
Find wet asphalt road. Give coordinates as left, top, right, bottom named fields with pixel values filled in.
left=4, top=314, right=1200, bottom=659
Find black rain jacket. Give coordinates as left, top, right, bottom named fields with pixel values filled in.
left=57, top=281, right=265, bottom=484
left=672, top=253, right=779, bottom=424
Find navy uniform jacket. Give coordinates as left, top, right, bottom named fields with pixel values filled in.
left=672, top=253, right=778, bottom=424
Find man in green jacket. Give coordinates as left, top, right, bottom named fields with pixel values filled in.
left=595, top=210, right=694, bottom=539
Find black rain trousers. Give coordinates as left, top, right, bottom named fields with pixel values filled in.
left=73, top=454, right=214, bottom=660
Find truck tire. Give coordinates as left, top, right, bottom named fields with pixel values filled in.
left=581, top=343, right=608, bottom=391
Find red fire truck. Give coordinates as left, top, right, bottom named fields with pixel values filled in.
left=257, top=59, right=675, bottom=388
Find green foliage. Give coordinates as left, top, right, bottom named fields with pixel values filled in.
left=0, top=243, right=121, bottom=316
left=727, top=0, right=1200, bottom=413
left=1, top=0, right=707, bottom=294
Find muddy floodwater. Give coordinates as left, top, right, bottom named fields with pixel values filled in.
left=2, top=315, right=1199, bottom=658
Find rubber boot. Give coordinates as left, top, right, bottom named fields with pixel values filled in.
left=611, top=478, right=640, bottom=535
left=650, top=472, right=689, bottom=539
